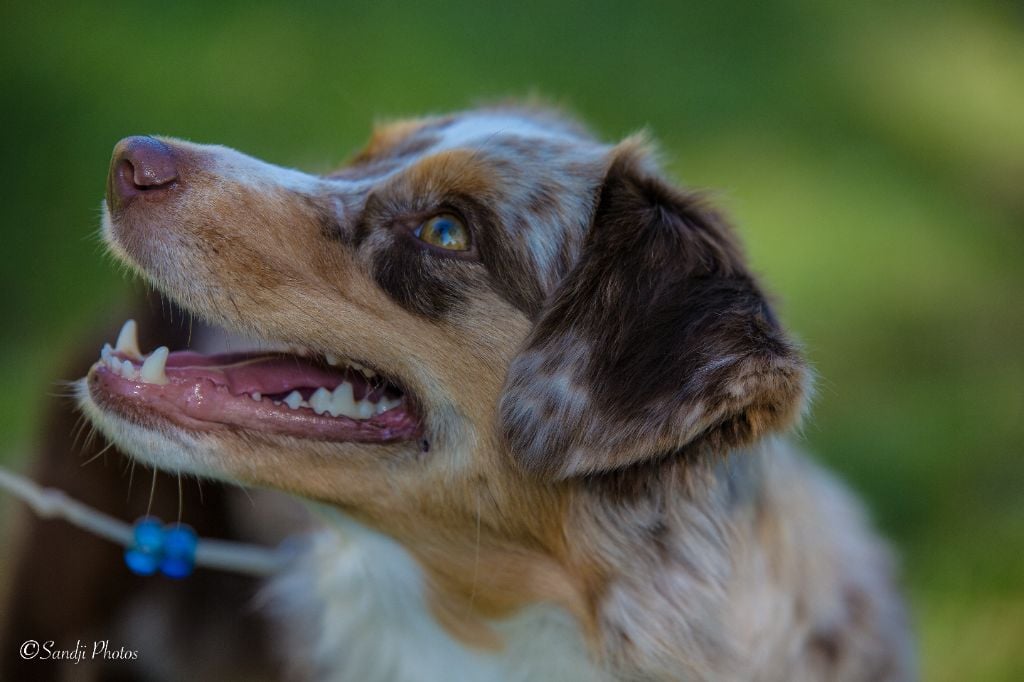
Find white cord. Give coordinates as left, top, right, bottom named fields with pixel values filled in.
left=0, top=465, right=294, bottom=577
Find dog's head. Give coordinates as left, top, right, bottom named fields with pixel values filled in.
left=80, top=104, right=807, bottom=625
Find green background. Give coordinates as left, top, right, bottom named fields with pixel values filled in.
left=2, top=1, right=1022, bottom=678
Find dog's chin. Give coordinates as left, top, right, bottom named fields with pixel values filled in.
left=76, top=381, right=231, bottom=480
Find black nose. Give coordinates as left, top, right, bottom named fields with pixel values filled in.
left=106, top=136, right=179, bottom=211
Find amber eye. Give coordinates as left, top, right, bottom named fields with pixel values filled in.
left=413, top=214, right=470, bottom=251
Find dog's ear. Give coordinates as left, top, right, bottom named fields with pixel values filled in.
left=499, top=140, right=810, bottom=479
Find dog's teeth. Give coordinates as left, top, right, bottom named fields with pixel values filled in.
left=101, top=345, right=120, bottom=373
left=329, top=382, right=360, bottom=418
left=105, top=349, right=120, bottom=375
left=284, top=390, right=303, bottom=410
left=356, top=400, right=375, bottom=419
left=325, top=354, right=339, bottom=366
left=120, top=360, right=136, bottom=379
left=139, top=347, right=169, bottom=384
left=250, top=392, right=262, bottom=401
left=115, top=319, right=142, bottom=359
left=310, top=387, right=332, bottom=415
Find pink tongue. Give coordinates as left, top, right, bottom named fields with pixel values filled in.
left=165, top=352, right=352, bottom=396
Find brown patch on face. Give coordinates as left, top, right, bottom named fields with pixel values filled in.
left=402, top=149, right=500, bottom=201
left=500, top=140, right=809, bottom=479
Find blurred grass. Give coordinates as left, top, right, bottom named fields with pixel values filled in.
left=1, top=0, right=1021, bottom=678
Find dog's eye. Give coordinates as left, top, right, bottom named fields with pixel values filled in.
left=413, top=214, right=470, bottom=251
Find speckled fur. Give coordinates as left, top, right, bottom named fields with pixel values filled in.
left=81, top=104, right=915, bottom=681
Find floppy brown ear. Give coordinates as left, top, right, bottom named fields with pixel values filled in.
left=499, top=142, right=810, bottom=479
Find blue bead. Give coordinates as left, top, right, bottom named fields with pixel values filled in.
left=125, top=518, right=199, bottom=579
left=163, top=524, right=198, bottom=559
left=124, top=547, right=160, bottom=575
left=132, top=517, right=164, bottom=554
left=159, top=524, right=197, bottom=579
left=159, top=555, right=194, bottom=579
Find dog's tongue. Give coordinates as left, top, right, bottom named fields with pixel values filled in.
left=165, top=352, right=353, bottom=397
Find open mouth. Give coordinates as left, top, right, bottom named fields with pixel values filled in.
left=86, top=320, right=421, bottom=443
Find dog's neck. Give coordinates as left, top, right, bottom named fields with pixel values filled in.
left=270, top=506, right=611, bottom=682
left=266, top=449, right=764, bottom=682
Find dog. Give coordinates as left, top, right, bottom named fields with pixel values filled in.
left=74, top=104, right=914, bottom=681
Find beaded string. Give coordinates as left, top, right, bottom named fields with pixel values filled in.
left=0, top=465, right=294, bottom=578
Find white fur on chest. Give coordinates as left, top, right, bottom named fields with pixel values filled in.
left=269, top=512, right=609, bottom=682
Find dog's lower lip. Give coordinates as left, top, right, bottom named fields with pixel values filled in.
left=86, top=323, right=421, bottom=443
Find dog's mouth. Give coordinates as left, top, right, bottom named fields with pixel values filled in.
left=86, top=320, right=421, bottom=443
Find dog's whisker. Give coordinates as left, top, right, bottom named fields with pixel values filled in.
left=81, top=424, right=100, bottom=453
left=80, top=440, right=115, bottom=468
left=146, top=467, right=157, bottom=517
left=126, top=458, right=137, bottom=503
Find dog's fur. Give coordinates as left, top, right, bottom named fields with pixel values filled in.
left=75, top=105, right=913, bottom=680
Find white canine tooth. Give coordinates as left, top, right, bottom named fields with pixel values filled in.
left=325, top=354, right=339, bottom=366
left=356, top=400, right=375, bottom=419
left=139, top=346, right=169, bottom=384
left=310, top=387, right=332, bottom=415
left=284, top=390, right=303, bottom=410
left=250, top=392, right=262, bottom=401
left=329, top=382, right=359, bottom=418
left=115, top=319, right=142, bottom=359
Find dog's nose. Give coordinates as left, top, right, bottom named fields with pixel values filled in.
left=106, top=136, right=179, bottom=211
